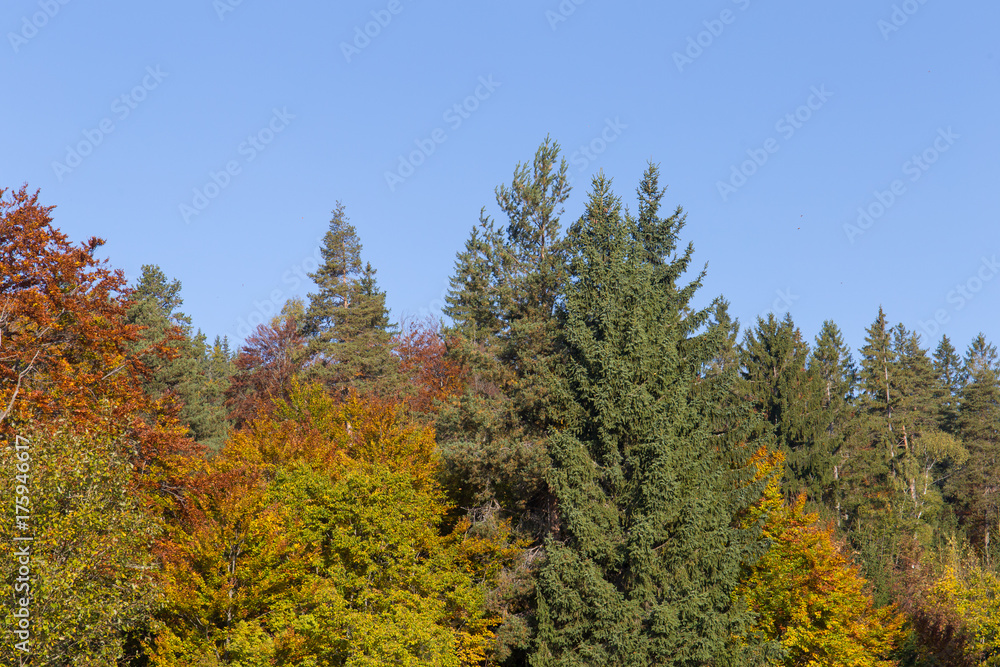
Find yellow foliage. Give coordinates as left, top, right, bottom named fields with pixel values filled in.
left=927, top=545, right=1000, bottom=665
left=739, top=448, right=906, bottom=666
left=152, top=383, right=513, bottom=666
left=224, top=380, right=438, bottom=485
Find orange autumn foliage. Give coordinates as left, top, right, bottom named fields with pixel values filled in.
left=0, top=186, right=198, bottom=490
left=225, top=311, right=305, bottom=429
left=225, top=380, right=438, bottom=486
left=154, top=382, right=518, bottom=666
left=395, top=316, right=467, bottom=415
left=740, top=447, right=906, bottom=666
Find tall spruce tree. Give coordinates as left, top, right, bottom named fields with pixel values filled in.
left=950, top=334, right=1000, bottom=551
left=807, top=320, right=856, bottom=522
left=438, top=137, right=574, bottom=527
left=891, top=326, right=938, bottom=455
left=705, top=299, right=741, bottom=379
left=532, top=169, right=767, bottom=666
left=890, top=326, right=954, bottom=540
left=847, top=308, right=898, bottom=508
left=126, top=264, right=231, bottom=451
left=933, top=335, right=964, bottom=435
left=302, top=203, right=399, bottom=396
left=739, top=313, right=819, bottom=499
left=841, top=308, right=902, bottom=602
left=846, top=313, right=963, bottom=600
left=858, top=307, right=896, bottom=431
left=438, top=138, right=575, bottom=664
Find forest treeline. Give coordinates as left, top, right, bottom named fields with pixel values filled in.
left=2, top=138, right=1000, bottom=666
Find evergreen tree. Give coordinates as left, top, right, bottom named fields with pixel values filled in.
left=846, top=314, right=963, bottom=601
left=891, top=326, right=939, bottom=454
left=858, top=307, right=897, bottom=429
left=438, top=137, right=575, bottom=529
left=739, top=312, right=818, bottom=499
left=182, top=330, right=234, bottom=451
left=705, top=298, right=740, bottom=379
left=810, top=320, right=857, bottom=412
left=951, top=334, right=1000, bottom=551
left=846, top=307, right=898, bottom=517
left=891, top=326, right=952, bottom=540
left=842, top=308, right=901, bottom=602
left=933, top=335, right=964, bottom=435
left=532, top=168, right=766, bottom=666
left=126, top=264, right=230, bottom=450
left=302, top=203, right=400, bottom=396
left=443, top=222, right=505, bottom=345
left=438, top=138, right=575, bottom=664
left=126, top=264, right=188, bottom=398
left=807, top=320, right=856, bottom=522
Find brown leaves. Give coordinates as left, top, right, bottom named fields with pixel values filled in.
left=394, top=316, right=467, bottom=416
left=225, top=310, right=305, bottom=429
left=0, top=185, right=199, bottom=491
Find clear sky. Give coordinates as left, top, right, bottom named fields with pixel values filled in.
left=3, top=1, right=998, bottom=359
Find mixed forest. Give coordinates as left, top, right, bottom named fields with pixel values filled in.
left=3, top=138, right=1000, bottom=666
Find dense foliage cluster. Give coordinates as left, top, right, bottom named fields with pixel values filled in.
left=2, top=140, right=999, bottom=665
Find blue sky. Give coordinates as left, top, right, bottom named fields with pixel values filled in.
left=3, top=0, right=998, bottom=359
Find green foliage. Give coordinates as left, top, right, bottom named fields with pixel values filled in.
left=127, top=264, right=232, bottom=451
left=532, top=167, right=766, bottom=666
left=950, top=334, right=1000, bottom=550
left=838, top=311, right=967, bottom=604
left=932, top=335, right=963, bottom=435
left=739, top=313, right=822, bottom=499
left=806, top=320, right=856, bottom=522
left=152, top=384, right=509, bottom=666
left=13, top=158, right=1000, bottom=667
left=302, top=203, right=401, bottom=396
left=0, top=427, right=160, bottom=666
left=438, top=137, right=576, bottom=538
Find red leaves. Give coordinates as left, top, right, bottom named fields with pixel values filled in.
left=0, top=185, right=199, bottom=490
left=225, top=312, right=305, bottom=429
left=395, top=316, right=466, bottom=415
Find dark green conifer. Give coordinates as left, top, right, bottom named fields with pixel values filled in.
left=807, top=320, right=856, bottom=523
left=532, top=168, right=766, bottom=666
left=950, top=334, right=1000, bottom=550
left=438, top=137, right=574, bottom=528
left=932, top=335, right=964, bottom=435
left=302, top=203, right=400, bottom=396
left=127, top=265, right=231, bottom=451
left=739, top=312, right=817, bottom=498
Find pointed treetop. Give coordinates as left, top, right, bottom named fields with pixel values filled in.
left=132, top=264, right=184, bottom=320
